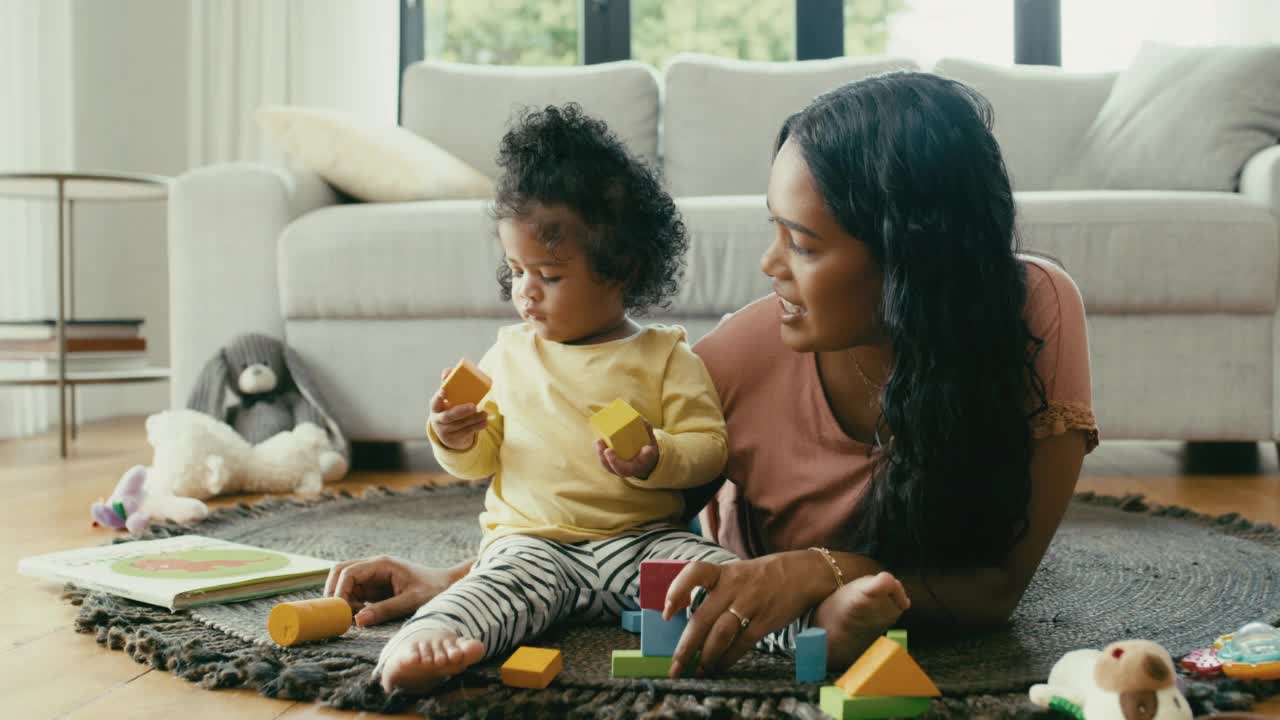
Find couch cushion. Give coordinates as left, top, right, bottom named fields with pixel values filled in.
left=400, top=60, right=660, bottom=179
left=256, top=106, right=494, bottom=202
left=1054, top=42, right=1280, bottom=193
left=662, top=53, right=918, bottom=197
left=279, top=197, right=776, bottom=321
left=932, top=59, right=1116, bottom=192
left=281, top=191, right=1276, bottom=321
left=1017, top=191, right=1278, bottom=313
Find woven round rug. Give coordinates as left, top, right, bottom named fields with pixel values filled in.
left=68, top=484, right=1280, bottom=718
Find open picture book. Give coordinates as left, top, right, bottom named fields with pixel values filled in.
left=18, top=534, right=334, bottom=611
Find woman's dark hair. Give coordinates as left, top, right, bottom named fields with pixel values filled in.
left=775, top=72, right=1048, bottom=570
left=493, top=103, right=687, bottom=316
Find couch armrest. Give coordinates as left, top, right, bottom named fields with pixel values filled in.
left=167, top=163, right=339, bottom=409
left=1240, top=144, right=1280, bottom=214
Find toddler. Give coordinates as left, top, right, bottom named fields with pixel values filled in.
left=377, top=104, right=738, bottom=693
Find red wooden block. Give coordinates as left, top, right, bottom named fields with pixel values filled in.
left=640, top=559, right=689, bottom=610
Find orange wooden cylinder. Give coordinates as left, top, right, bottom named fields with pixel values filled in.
left=268, top=597, right=352, bottom=646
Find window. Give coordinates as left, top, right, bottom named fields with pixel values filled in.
left=1062, top=0, right=1279, bottom=72
left=869, top=0, right=1013, bottom=67
left=630, top=0, right=795, bottom=68
left=423, top=0, right=578, bottom=65
left=399, top=0, right=1057, bottom=94
left=844, top=0, right=907, bottom=57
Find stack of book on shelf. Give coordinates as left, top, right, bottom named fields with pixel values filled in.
left=0, top=318, right=148, bottom=375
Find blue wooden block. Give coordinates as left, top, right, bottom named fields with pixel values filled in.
left=641, top=608, right=687, bottom=657
left=796, top=627, right=827, bottom=682
left=621, top=609, right=642, bottom=633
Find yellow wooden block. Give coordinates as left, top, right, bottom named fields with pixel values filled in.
left=441, top=358, right=492, bottom=407
left=267, top=597, right=352, bottom=646
left=501, top=646, right=562, bottom=689
left=834, top=636, right=939, bottom=697
left=589, top=398, right=649, bottom=460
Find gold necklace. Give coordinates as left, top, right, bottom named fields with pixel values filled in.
left=851, top=351, right=884, bottom=393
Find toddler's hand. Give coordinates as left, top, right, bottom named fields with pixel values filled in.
left=429, top=367, right=488, bottom=451
left=595, top=420, right=660, bottom=480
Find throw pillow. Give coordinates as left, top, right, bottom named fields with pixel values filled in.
left=1054, top=42, right=1280, bottom=192
left=256, top=106, right=494, bottom=202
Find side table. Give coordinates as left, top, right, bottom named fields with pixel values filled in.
left=0, top=171, right=172, bottom=457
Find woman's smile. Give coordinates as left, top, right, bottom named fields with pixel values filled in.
left=777, top=294, right=808, bottom=324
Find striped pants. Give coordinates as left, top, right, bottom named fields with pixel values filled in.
left=397, top=524, right=813, bottom=662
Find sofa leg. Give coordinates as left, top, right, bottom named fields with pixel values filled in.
left=1182, top=441, right=1261, bottom=475
left=350, top=441, right=405, bottom=471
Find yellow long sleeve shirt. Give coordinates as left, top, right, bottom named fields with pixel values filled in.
left=427, top=323, right=727, bottom=551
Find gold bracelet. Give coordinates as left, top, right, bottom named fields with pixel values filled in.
left=809, top=546, right=845, bottom=592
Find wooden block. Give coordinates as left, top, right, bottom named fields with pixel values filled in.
left=500, top=646, right=562, bottom=689
left=267, top=597, right=352, bottom=646
left=589, top=398, right=649, bottom=460
left=796, top=627, right=827, bottom=682
left=640, top=608, right=687, bottom=657
left=887, top=629, right=907, bottom=651
left=834, top=636, right=940, bottom=697
left=611, top=649, right=697, bottom=678
left=820, top=686, right=932, bottom=719
left=441, top=358, right=492, bottom=407
left=621, top=609, right=642, bottom=633
left=639, top=558, right=688, bottom=610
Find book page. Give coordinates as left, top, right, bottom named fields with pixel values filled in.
left=18, top=535, right=335, bottom=611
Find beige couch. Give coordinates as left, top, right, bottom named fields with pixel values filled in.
left=169, top=54, right=1280, bottom=445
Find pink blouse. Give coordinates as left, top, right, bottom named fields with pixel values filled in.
left=693, top=257, right=1098, bottom=560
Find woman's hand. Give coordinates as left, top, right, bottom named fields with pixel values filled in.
left=324, top=555, right=467, bottom=627
left=661, top=551, right=832, bottom=678
left=594, top=419, right=660, bottom=479
left=430, top=367, right=488, bottom=450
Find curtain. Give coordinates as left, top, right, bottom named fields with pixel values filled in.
left=187, top=0, right=399, bottom=166
left=0, top=0, right=74, bottom=439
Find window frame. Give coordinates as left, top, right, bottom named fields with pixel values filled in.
left=397, top=1, right=1061, bottom=107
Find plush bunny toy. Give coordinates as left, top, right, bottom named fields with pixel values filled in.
left=187, top=333, right=349, bottom=474
left=1030, top=639, right=1193, bottom=720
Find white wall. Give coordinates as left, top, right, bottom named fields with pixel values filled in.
left=68, top=0, right=188, bottom=424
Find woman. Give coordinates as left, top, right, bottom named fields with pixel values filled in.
left=325, top=71, right=1096, bottom=682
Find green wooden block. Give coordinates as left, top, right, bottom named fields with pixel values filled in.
left=611, top=649, right=698, bottom=678
left=887, top=629, right=908, bottom=652
left=819, top=686, right=931, bottom=719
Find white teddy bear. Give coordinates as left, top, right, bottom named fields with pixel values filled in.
left=1029, top=639, right=1192, bottom=720
left=144, top=409, right=347, bottom=499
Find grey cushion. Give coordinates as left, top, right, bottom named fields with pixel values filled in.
left=1055, top=42, right=1280, bottom=192
left=662, top=53, right=918, bottom=197
left=932, top=59, right=1115, bottom=192
left=399, top=60, right=660, bottom=179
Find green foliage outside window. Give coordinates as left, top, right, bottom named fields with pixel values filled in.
left=630, top=0, right=795, bottom=67
left=424, top=0, right=907, bottom=68
left=426, top=0, right=578, bottom=65
left=846, top=0, right=907, bottom=57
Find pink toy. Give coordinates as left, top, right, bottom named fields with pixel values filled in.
left=1179, top=647, right=1223, bottom=677
left=90, top=464, right=211, bottom=534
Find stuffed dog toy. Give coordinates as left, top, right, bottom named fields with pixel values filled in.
left=1030, top=639, right=1192, bottom=720
left=187, top=332, right=349, bottom=467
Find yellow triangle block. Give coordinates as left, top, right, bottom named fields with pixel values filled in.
left=834, top=636, right=940, bottom=697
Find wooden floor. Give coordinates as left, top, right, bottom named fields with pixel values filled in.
left=3, top=416, right=1278, bottom=719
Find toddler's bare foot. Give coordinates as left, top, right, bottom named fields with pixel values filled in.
left=376, top=625, right=485, bottom=694
left=812, top=571, right=910, bottom=670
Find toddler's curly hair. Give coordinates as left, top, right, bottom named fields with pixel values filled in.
left=493, top=103, right=687, bottom=316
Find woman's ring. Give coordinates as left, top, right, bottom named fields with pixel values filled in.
left=727, top=607, right=751, bottom=629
